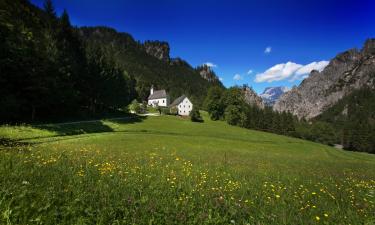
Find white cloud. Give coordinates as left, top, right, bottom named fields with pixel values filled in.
left=297, top=61, right=328, bottom=74
left=247, top=69, right=253, bottom=74
left=219, top=77, right=224, bottom=81
left=254, top=60, right=329, bottom=83
left=203, top=62, right=217, bottom=68
left=233, top=74, right=243, bottom=81
left=264, top=46, right=272, bottom=54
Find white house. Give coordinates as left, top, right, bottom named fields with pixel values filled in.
left=170, top=95, right=193, bottom=116
left=147, top=86, right=169, bottom=107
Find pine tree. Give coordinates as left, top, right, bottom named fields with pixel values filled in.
left=43, top=0, right=56, bottom=18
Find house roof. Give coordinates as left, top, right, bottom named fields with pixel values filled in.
left=148, top=90, right=167, bottom=100
left=170, top=95, right=187, bottom=107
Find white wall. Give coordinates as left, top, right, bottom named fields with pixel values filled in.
left=148, top=98, right=168, bottom=107
left=177, top=97, right=193, bottom=116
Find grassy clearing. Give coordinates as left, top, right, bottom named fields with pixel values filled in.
left=0, top=112, right=374, bottom=224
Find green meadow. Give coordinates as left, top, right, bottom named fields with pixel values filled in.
left=0, top=112, right=374, bottom=224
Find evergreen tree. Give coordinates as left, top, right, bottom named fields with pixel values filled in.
left=190, top=108, right=203, bottom=122
left=204, top=86, right=225, bottom=120
left=43, top=0, right=56, bottom=18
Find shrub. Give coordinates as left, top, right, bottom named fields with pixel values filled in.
left=190, top=108, right=203, bottom=122
left=160, top=107, right=171, bottom=115
left=129, top=99, right=141, bottom=114
left=169, top=106, right=178, bottom=115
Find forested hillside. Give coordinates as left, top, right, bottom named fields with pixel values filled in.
left=315, top=88, right=375, bottom=153
left=0, top=0, right=223, bottom=123
left=204, top=86, right=375, bottom=154
left=78, top=27, right=223, bottom=104
left=0, top=0, right=136, bottom=122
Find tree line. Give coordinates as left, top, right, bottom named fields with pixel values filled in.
left=204, top=87, right=296, bottom=136
left=204, top=86, right=375, bottom=154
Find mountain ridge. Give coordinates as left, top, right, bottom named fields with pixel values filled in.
left=78, top=26, right=224, bottom=105
left=274, top=39, right=375, bottom=119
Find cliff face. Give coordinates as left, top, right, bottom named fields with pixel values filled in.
left=143, top=41, right=170, bottom=61
left=242, top=85, right=265, bottom=109
left=274, top=39, right=375, bottom=119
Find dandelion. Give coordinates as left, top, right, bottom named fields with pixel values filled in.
left=312, top=192, right=316, bottom=195
left=275, top=194, right=280, bottom=198
left=315, top=216, right=320, bottom=221
left=324, top=213, right=328, bottom=217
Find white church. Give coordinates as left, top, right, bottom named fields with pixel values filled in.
left=147, top=86, right=193, bottom=116
left=147, top=85, right=169, bottom=107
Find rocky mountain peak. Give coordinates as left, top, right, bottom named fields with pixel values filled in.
left=363, top=38, right=375, bottom=55
left=274, top=39, right=375, bottom=119
left=143, top=41, right=170, bottom=61
left=260, top=86, right=290, bottom=106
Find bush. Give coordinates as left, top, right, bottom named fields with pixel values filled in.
left=129, top=99, right=141, bottom=114
left=160, top=107, right=171, bottom=115
left=169, top=106, right=178, bottom=115
left=190, top=108, right=203, bottom=122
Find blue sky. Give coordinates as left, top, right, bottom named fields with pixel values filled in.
left=31, top=0, right=375, bottom=94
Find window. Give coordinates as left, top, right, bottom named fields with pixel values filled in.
left=163, top=100, right=165, bottom=103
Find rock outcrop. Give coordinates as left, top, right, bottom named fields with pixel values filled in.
left=274, top=39, right=375, bottom=119
left=196, top=64, right=221, bottom=83
left=143, top=41, right=170, bottom=61
left=242, top=85, right=265, bottom=109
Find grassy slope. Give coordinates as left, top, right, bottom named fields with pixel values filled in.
left=0, top=112, right=374, bottom=224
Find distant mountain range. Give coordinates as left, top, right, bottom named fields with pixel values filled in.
left=260, top=87, right=290, bottom=106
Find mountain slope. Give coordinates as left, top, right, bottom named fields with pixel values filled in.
left=242, top=85, right=265, bottom=109
left=274, top=39, right=375, bottom=119
left=78, top=27, right=224, bottom=106
left=314, top=88, right=375, bottom=153
left=260, top=86, right=290, bottom=106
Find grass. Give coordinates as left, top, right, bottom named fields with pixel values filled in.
left=0, top=112, right=374, bottom=224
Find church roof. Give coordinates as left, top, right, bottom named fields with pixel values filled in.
left=148, top=90, right=167, bottom=100
left=170, top=95, right=187, bottom=107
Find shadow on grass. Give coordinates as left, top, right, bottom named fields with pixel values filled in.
left=0, top=138, right=31, bottom=147
left=0, top=115, right=147, bottom=147
left=105, top=115, right=147, bottom=125
left=33, top=115, right=146, bottom=136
